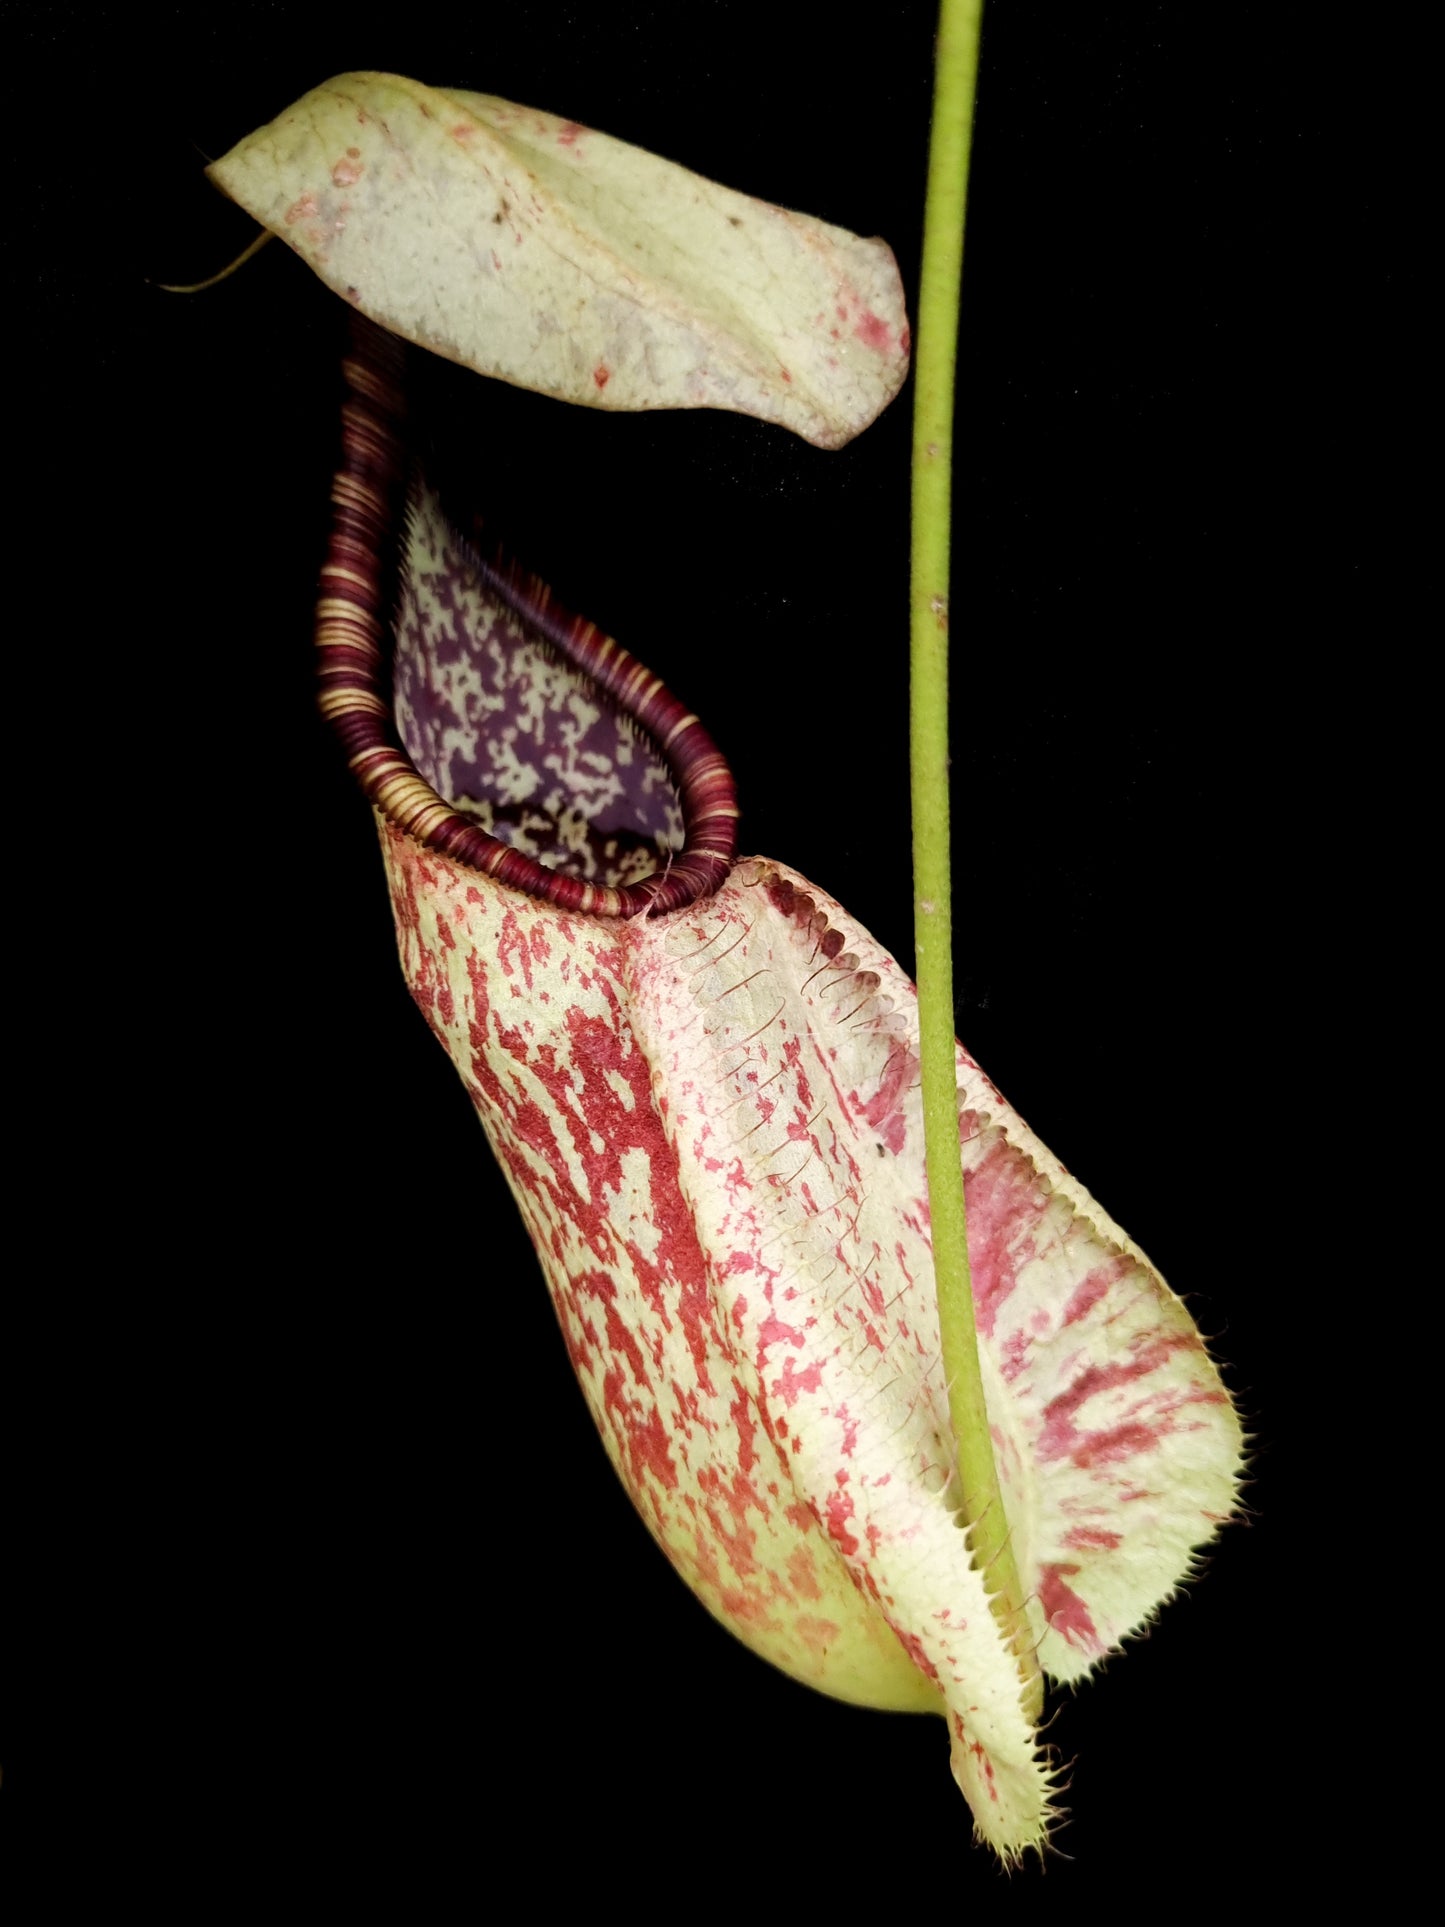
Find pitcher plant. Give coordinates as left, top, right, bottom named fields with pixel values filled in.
left=199, top=15, right=1243, bottom=1862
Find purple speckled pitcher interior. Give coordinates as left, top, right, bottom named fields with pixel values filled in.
left=393, top=481, right=685, bottom=892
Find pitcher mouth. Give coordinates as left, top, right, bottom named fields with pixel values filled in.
left=316, top=315, right=739, bottom=917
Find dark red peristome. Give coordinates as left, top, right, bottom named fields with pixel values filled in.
left=316, top=316, right=739, bottom=917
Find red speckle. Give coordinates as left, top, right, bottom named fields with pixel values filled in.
left=730, top=1379, right=758, bottom=1475
left=771, top=1356, right=823, bottom=1408
left=593, top=365, right=611, bottom=390
left=853, top=308, right=893, bottom=353
left=557, top=120, right=584, bottom=147
left=601, top=1361, right=678, bottom=1493
left=697, top=1465, right=764, bottom=1580
left=1038, top=1335, right=1198, bottom=1464
left=899, top=325, right=911, bottom=356
left=779, top=367, right=793, bottom=383
left=717, top=1585, right=767, bottom=1627
left=795, top=1615, right=841, bottom=1656
left=1038, top=1563, right=1103, bottom=1652
left=497, top=910, right=534, bottom=990
left=999, top=1328, right=1031, bottom=1383
left=758, top=1313, right=804, bottom=1355
left=1072, top=1420, right=1161, bottom=1468
left=894, top=1627, right=942, bottom=1682
left=331, top=154, right=363, bottom=188
left=577, top=1269, right=648, bottom=1384
left=962, top=1139, right=1044, bottom=1337
left=283, top=191, right=318, bottom=227
left=1063, top=1256, right=1131, bottom=1327
left=824, top=1486, right=859, bottom=1558
left=786, top=1545, right=823, bottom=1602
left=1061, top=1525, right=1122, bottom=1551
left=854, top=1043, right=914, bottom=1157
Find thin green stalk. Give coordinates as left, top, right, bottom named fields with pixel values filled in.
left=152, top=227, right=273, bottom=293
left=911, top=0, right=1043, bottom=1722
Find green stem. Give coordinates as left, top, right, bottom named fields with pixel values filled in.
left=151, top=226, right=273, bottom=294
left=911, top=0, right=1043, bottom=1723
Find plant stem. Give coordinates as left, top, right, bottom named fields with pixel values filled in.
left=911, top=0, right=1043, bottom=1723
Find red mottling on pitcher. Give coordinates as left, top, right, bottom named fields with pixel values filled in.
left=309, top=303, right=1241, bottom=1862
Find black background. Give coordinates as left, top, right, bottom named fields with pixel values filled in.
left=6, top=4, right=1424, bottom=1923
